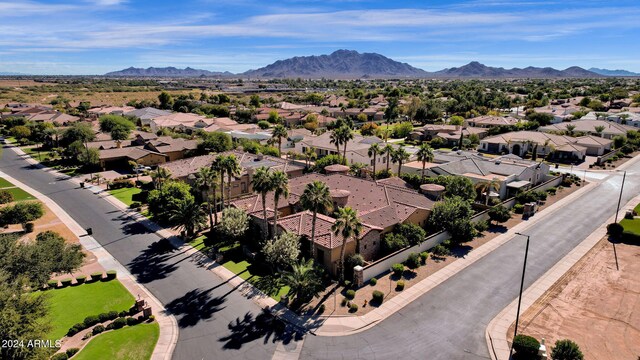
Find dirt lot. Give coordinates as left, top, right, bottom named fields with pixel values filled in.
left=508, top=238, right=640, bottom=359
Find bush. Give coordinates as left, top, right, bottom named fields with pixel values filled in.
left=60, top=278, right=73, bottom=287
left=0, top=190, right=14, bottom=204
left=405, top=252, right=421, bottom=269
left=105, top=323, right=115, bottom=330
left=51, top=353, right=69, bottom=360
left=105, top=270, right=117, bottom=280
left=391, top=263, right=404, bottom=276
left=90, top=271, right=103, bottom=282
left=74, top=275, right=86, bottom=285
left=118, top=310, right=128, bottom=318
left=432, top=244, right=451, bottom=257
left=129, top=201, right=142, bottom=209
left=24, top=222, right=35, bottom=233
left=474, top=220, right=489, bottom=233
left=83, top=315, right=100, bottom=327
left=67, top=323, right=85, bottom=336
left=372, top=290, right=384, bottom=304
left=349, top=303, right=358, bottom=313
left=551, top=339, right=584, bottom=360
left=148, top=315, right=155, bottom=322
left=607, top=222, right=624, bottom=238
left=369, top=277, right=377, bottom=286
left=107, top=311, right=118, bottom=320
left=317, top=304, right=325, bottom=314
left=82, top=332, right=92, bottom=340
left=547, top=187, right=557, bottom=195
left=126, top=317, right=139, bottom=326
left=512, top=334, right=540, bottom=359
left=420, top=251, right=429, bottom=263
left=396, top=280, right=405, bottom=291
left=47, top=279, right=59, bottom=288
left=112, top=317, right=127, bottom=329
left=343, top=280, right=352, bottom=288
left=624, top=211, right=634, bottom=220
left=92, top=324, right=105, bottom=335
left=98, top=313, right=110, bottom=323
left=345, top=289, right=356, bottom=300
left=513, top=204, right=525, bottom=214
left=66, top=348, right=80, bottom=358
left=341, top=298, right=348, bottom=307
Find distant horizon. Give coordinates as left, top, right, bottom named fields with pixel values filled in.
left=1, top=0, right=639, bottom=75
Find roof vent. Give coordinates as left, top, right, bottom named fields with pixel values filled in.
left=495, top=160, right=501, bottom=165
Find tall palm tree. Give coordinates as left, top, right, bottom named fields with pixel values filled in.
left=300, top=181, right=332, bottom=260
left=367, top=143, right=381, bottom=180
left=594, top=125, right=605, bottom=137
left=416, top=143, right=434, bottom=180
left=195, top=166, right=219, bottom=228
left=251, top=166, right=274, bottom=239
left=282, top=258, right=322, bottom=304
left=304, top=146, right=317, bottom=168
left=337, top=125, right=353, bottom=165
left=212, top=155, right=227, bottom=212
left=168, top=197, right=206, bottom=238
left=150, top=167, right=171, bottom=190
left=271, top=124, right=288, bottom=157
left=329, top=129, right=342, bottom=156
left=224, top=155, right=241, bottom=207
left=270, top=170, right=289, bottom=238
left=391, top=146, right=410, bottom=176
left=331, top=206, right=363, bottom=282
left=382, top=143, right=394, bottom=172
left=476, top=177, right=500, bottom=205
left=566, top=124, right=576, bottom=136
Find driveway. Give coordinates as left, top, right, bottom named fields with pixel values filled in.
left=0, top=146, right=300, bottom=360
left=301, top=163, right=640, bottom=359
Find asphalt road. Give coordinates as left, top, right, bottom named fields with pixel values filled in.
left=301, top=164, right=640, bottom=360
left=0, top=146, right=291, bottom=360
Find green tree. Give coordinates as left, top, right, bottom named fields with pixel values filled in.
left=449, top=115, right=464, bottom=126
left=62, top=122, right=95, bottom=147
left=249, top=94, right=261, bottom=108
left=281, top=258, right=323, bottom=304
left=99, top=115, right=134, bottom=133
left=0, top=201, right=44, bottom=228
left=392, top=122, right=413, bottom=138
left=270, top=170, right=289, bottom=238
left=222, top=154, right=241, bottom=208
left=217, top=207, right=249, bottom=239
left=147, top=180, right=193, bottom=223
left=251, top=167, right=275, bottom=239
left=158, top=91, right=174, bottom=110
left=78, top=147, right=100, bottom=167
left=195, top=166, right=219, bottom=228
left=150, top=167, right=172, bottom=190
left=168, top=197, right=206, bottom=238
left=396, top=223, right=426, bottom=246
left=391, top=146, right=410, bottom=175
left=551, top=339, right=584, bottom=360
left=382, top=233, right=409, bottom=254
left=10, top=125, right=31, bottom=140
left=488, top=205, right=511, bottom=225
left=428, top=196, right=476, bottom=244
left=332, top=206, right=363, bottom=282
left=476, top=178, right=500, bottom=205
left=271, top=124, right=288, bottom=156
left=367, top=143, right=382, bottom=180
left=198, top=131, right=233, bottom=153
left=382, top=143, right=394, bottom=172
left=416, top=143, right=434, bottom=180
left=300, top=181, right=333, bottom=259
left=262, top=232, right=300, bottom=271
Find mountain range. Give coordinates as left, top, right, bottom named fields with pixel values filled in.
left=103, top=50, right=637, bottom=79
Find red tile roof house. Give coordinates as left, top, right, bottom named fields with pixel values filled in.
left=231, top=173, right=434, bottom=275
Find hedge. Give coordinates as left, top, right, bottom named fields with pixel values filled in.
left=513, top=334, right=540, bottom=359
left=83, top=315, right=100, bottom=328
left=90, top=272, right=103, bottom=282
left=66, top=348, right=79, bottom=358
left=51, top=353, right=69, bottom=360
left=60, top=278, right=73, bottom=287
left=47, top=279, right=59, bottom=289
left=74, top=275, right=86, bottom=285
left=105, top=270, right=117, bottom=280
left=112, top=317, right=127, bottom=329
left=92, top=324, right=105, bottom=335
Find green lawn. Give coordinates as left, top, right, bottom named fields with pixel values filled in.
left=635, top=203, right=640, bottom=214
left=21, top=146, right=56, bottom=160
left=42, top=280, right=136, bottom=341
left=620, top=218, right=640, bottom=235
left=187, top=235, right=290, bottom=301
left=108, top=187, right=142, bottom=206
left=0, top=177, right=14, bottom=188
left=74, top=323, right=159, bottom=360
left=0, top=177, right=36, bottom=201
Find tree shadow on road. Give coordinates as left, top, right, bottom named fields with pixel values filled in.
left=128, top=239, right=179, bottom=283
left=219, top=309, right=305, bottom=350
left=165, top=287, right=227, bottom=328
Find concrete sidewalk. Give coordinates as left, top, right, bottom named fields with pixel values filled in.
left=3, top=147, right=178, bottom=360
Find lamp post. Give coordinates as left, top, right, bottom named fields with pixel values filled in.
left=614, top=170, right=627, bottom=223
left=510, top=232, right=531, bottom=359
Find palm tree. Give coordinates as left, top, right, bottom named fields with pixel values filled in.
left=367, top=143, right=381, bottom=180
left=331, top=206, right=362, bottom=282
left=594, top=125, right=605, bottom=137
left=271, top=124, right=288, bottom=157
left=168, top=197, right=206, bottom=238
left=282, top=258, right=322, bottom=304
left=337, top=125, right=353, bottom=165
left=212, top=155, right=227, bottom=212
left=128, top=160, right=140, bottom=182
left=300, top=181, right=332, bottom=260
left=329, top=129, right=342, bottom=157
left=150, top=167, right=171, bottom=190
left=270, top=170, right=289, bottom=238
left=304, top=146, right=317, bottom=168
left=476, top=178, right=500, bottom=205
left=391, top=146, right=410, bottom=176
left=416, top=143, right=434, bottom=180
left=251, top=167, right=274, bottom=239
left=382, top=143, right=394, bottom=172
left=195, top=166, right=219, bottom=228
left=223, top=155, right=241, bottom=207
left=566, top=124, right=576, bottom=136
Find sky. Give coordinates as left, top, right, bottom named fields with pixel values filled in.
left=1, top=0, right=640, bottom=75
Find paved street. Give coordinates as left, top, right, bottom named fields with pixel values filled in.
left=0, top=146, right=297, bottom=360
left=300, top=163, right=640, bottom=359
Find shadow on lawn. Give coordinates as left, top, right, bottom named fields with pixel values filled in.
left=219, top=309, right=305, bottom=350
left=128, top=239, right=179, bottom=283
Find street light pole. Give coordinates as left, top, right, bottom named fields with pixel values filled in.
left=614, top=170, right=627, bottom=223
left=510, top=232, right=531, bottom=359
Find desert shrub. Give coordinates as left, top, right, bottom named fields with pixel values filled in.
left=82, top=332, right=92, bottom=340
left=92, top=325, right=105, bottom=335
left=105, top=270, right=117, bottom=280
left=24, top=222, right=35, bottom=233
left=420, top=251, right=429, bottom=263
left=341, top=298, right=348, bottom=307
left=474, top=220, right=489, bottom=233
left=126, top=317, right=139, bottom=326
left=349, top=303, right=358, bottom=313
left=112, top=317, right=127, bottom=329
left=369, top=277, right=377, bottom=286
left=90, top=272, right=103, bottom=282
left=513, top=204, right=524, bottom=214
left=66, top=348, right=80, bottom=357
left=432, top=244, right=451, bottom=257
left=47, top=279, right=59, bottom=288
left=607, top=222, right=624, bottom=238
left=372, top=290, right=384, bottom=304
left=551, top=339, right=584, bottom=360
left=546, top=187, right=557, bottom=195
left=60, top=278, right=72, bottom=287
left=512, top=334, right=540, bottom=359
left=0, top=190, right=13, bottom=204
left=83, top=315, right=100, bottom=327
left=391, top=263, right=404, bottom=276
left=74, top=275, right=86, bottom=285
left=345, top=289, right=356, bottom=300
left=405, top=252, right=421, bottom=269
left=51, top=353, right=69, bottom=360
left=396, top=280, right=405, bottom=291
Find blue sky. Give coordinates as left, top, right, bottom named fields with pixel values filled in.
left=1, top=0, right=639, bottom=75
